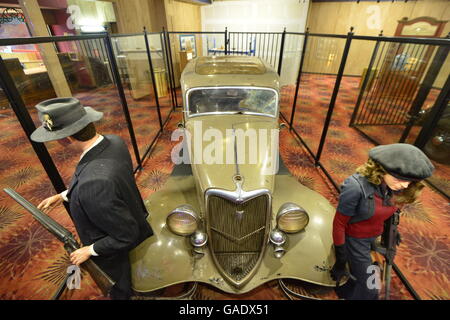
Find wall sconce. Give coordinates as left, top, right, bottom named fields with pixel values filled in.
left=80, top=25, right=105, bottom=33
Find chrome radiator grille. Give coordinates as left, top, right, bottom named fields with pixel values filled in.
left=208, top=193, right=269, bottom=285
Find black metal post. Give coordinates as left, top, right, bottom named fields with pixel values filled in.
left=165, top=29, right=179, bottom=108
left=143, top=27, right=163, bottom=130
left=289, top=28, right=309, bottom=130
left=51, top=269, right=74, bottom=300
left=98, top=37, right=115, bottom=84
left=1, top=31, right=447, bottom=47
left=104, top=33, right=142, bottom=170
left=414, top=75, right=450, bottom=149
left=285, top=119, right=341, bottom=193
left=163, top=28, right=176, bottom=109
left=400, top=42, right=450, bottom=142
left=85, top=38, right=94, bottom=58
left=277, top=28, right=286, bottom=75
left=137, top=131, right=164, bottom=175
left=349, top=30, right=383, bottom=126
left=392, top=263, right=422, bottom=300
left=261, top=33, right=266, bottom=60
left=354, top=41, right=387, bottom=125
left=256, top=33, right=261, bottom=57
left=369, top=42, right=403, bottom=126
left=315, top=27, right=354, bottom=164
left=274, top=33, right=280, bottom=61
left=161, top=29, right=176, bottom=111
left=79, top=40, right=89, bottom=60
left=224, top=27, right=228, bottom=55
left=95, top=37, right=107, bottom=65
left=270, top=34, right=279, bottom=64
left=389, top=43, right=423, bottom=125
left=0, top=56, right=67, bottom=194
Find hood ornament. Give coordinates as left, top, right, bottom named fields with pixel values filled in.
left=235, top=210, right=244, bottom=220
left=232, top=174, right=245, bottom=203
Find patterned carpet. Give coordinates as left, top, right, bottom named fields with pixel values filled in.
left=280, top=73, right=449, bottom=197
left=280, top=74, right=450, bottom=300
left=0, top=83, right=171, bottom=300
left=0, top=75, right=448, bottom=300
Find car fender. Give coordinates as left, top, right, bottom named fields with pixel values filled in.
left=130, top=174, right=337, bottom=294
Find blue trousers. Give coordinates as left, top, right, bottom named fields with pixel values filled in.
left=336, top=236, right=380, bottom=300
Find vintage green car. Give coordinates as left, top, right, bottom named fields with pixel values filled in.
left=130, top=56, right=337, bottom=294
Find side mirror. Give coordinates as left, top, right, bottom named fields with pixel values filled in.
left=279, top=122, right=288, bottom=130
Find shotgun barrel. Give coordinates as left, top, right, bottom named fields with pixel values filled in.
left=381, top=209, right=400, bottom=300
left=3, top=188, right=115, bottom=297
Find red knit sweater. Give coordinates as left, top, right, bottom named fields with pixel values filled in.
left=333, top=194, right=397, bottom=245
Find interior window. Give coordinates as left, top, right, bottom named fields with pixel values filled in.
left=188, top=88, right=277, bottom=117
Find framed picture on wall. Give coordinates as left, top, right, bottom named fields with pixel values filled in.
left=179, top=34, right=197, bottom=58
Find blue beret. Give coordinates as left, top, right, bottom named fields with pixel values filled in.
left=369, top=143, right=434, bottom=181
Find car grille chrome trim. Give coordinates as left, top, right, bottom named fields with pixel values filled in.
left=210, top=226, right=266, bottom=242
left=206, top=185, right=271, bottom=288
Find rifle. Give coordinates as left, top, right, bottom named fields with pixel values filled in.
left=3, top=188, right=115, bottom=298
left=379, top=208, right=401, bottom=300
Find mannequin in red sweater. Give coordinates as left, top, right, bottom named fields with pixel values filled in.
left=330, top=144, right=434, bottom=300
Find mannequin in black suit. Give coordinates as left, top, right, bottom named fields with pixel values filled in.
left=33, top=98, right=153, bottom=299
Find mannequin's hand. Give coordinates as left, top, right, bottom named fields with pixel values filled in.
left=70, top=246, right=92, bottom=266
left=37, top=194, right=63, bottom=212
left=330, top=262, right=347, bottom=287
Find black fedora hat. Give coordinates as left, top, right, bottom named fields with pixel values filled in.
left=30, top=97, right=103, bottom=143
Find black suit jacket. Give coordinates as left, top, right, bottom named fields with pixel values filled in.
left=67, top=134, right=153, bottom=295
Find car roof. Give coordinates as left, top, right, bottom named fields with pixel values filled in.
left=181, top=56, right=280, bottom=92
left=195, top=56, right=266, bottom=75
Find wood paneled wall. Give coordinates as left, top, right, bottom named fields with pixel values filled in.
left=115, top=0, right=201, bottom=33
left=149, top=0, right=168, bottom=32
left=114, top=0, right=202, bottom=86
left=164, top=0, right=202, bottom=32
left=164, top=0, right=202, bottom=85
left=115, top=0, right=151, bottom=33
left=305, top=0, right=449, bottom=88
left=20, top=0, right=72, bottom=97
left=307, top=0, right=449, bottom=36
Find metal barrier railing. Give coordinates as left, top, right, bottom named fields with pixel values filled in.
left=279, top=29, right=449, bottom=301
left=1, top=28, right=448, bottom=201
left=227, top=30, right=285, bottom=71
left=0, top=30, right=176, bottom=197
left=0, top=28, right=448, bottom=200
left=0, top=28, right=449, bottom=301
left=165, top=29, right=227, bottom=107
left=282, top=29, right=450, bottom=200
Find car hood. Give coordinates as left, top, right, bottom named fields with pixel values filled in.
left=184, top=114, right=279, bottom=195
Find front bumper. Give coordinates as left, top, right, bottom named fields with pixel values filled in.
left=130, top=174, right=337, bottom=294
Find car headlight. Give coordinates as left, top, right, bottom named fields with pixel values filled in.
left=166, top=205, right=199, bottom=236
left=276, top=202, right=309, bottom=233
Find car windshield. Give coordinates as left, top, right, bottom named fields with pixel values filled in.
left=187, top=87, right=278, bottom=117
